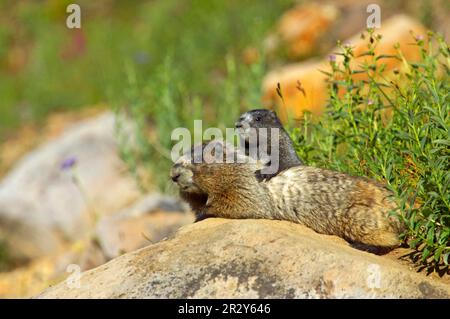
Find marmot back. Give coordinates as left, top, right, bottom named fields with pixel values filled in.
left=265, top=166, right=403, bottom=247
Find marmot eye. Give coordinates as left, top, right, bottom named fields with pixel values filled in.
left=255, top=116, right=261, bottom=122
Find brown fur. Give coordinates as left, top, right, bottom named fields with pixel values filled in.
left=171, top=141, right=403, bottom=248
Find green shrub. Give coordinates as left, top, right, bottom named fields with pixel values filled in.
left=291, top=30, right=449, bottom=268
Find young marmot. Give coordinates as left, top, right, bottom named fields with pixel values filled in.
left=235, top=109, right=303, bottom=180
left=170, top=141, right=403, bottom=248
left=176, top=109, right=301, bottom=219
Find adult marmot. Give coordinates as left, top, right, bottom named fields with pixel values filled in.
left=171, top=141, right=403, bottom=248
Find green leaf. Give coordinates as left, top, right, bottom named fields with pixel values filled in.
left=433, top=139, right=450, bottom=146
left=443, top=252, right=450, bottom=266
left=434, top=247, right=444, bottom=262
left=422, top=247, right=431, bottom=261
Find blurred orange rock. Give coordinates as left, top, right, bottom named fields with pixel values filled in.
left=266, top=3, right=339, bottom=59
left=335, top=14, right=427, bottom=81
left=6, top=45, right=28, bottom=74
left=262, top=14, right=428, bottom=121
left=241, top=46, right=260, bottom=65
left=262, top=59, right=329, bottom=122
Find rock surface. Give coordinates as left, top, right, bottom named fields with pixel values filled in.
left=96, top=194, right=193, bottom=259
left=38, top=219, right=450, bottom=298
left=0, top=198, right=192, bottom=298
left=0, top=112, right=141, bottom=261
left=0, top=239, right=107, bottom=298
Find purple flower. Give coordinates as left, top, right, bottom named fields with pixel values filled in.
left=328, top=54, right=336, bottom=62
left=415, top=34, right=424, bottom=41
left=133, top=52, right=150, bottom=65
left=367, top=99, right=374, bottom=105
left=60, top=157, right=77, bottom=171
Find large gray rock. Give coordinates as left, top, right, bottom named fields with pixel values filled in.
left=0, top=112, right=141, bottom=260
left=0, top=194, right=193, bottom=299
left=38, top=219, right=450, bottom=298
left=96, top=194, right=193, bottom=259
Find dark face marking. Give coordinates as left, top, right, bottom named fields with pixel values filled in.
left=235, top=109, right=281, bottom=130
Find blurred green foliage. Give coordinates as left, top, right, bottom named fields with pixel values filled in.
left=291, top=31, right=449, bottom=268
left=111, top=0, right=293, bottom=190
left=0, top=0, right=293, bottom=138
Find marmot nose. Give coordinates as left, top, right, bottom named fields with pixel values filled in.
left=235, top=122, right=242, bottom=128
left=171, top=173, right=181, bottom=182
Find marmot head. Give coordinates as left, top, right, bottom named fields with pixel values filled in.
left=235, top=109, right=282, bottom=141
left=170, top=140, right=260, bottom=195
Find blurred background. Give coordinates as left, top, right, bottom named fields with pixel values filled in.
left=0, top=0, right=448, bottom=298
